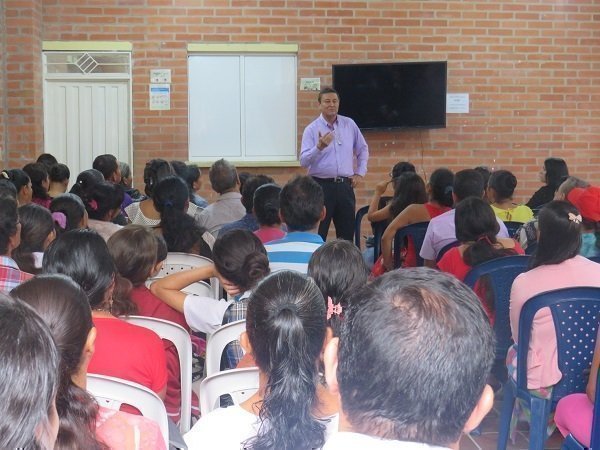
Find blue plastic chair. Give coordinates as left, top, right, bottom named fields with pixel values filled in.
left=561, top=368, right=600, bottom=450
left=525, top=242, right=538, bottom=255
left=589, top=256, right=600, bottom=265
left=354, top=205, right=388, bottom=264
left=497, top=287, right=600, bottom=450
left=504, top=221, right=524, bottom=239
left=393, top=222, right=429, bottom=268
left=464, top=255, right=530, bottom=370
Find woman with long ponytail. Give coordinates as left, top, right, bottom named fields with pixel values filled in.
left=184, top=271, right=339, bottom=449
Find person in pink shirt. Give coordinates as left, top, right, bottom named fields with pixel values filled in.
left=252, top=183, right=286, bottom=244
left=509, top=200, right=600, bottom=391
left=554, top=329, right=600, bottom=447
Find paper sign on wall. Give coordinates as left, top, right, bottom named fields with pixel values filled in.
left=150, top=69, right=171, bottom=83
left=150, top=84, right=171, bottom=110
left=446, top=93, right=469, bottom=114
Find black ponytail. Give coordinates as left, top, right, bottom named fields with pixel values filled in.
left=245, top=271, right=327, bottom=450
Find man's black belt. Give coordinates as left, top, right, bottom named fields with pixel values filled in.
left=313, top=176, right=351, bottom=184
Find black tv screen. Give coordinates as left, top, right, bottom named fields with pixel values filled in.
left=332, top=61, right=447, bottom=130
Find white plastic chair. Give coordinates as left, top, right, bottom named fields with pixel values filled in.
left=146, top=279, right=212, bottom=298
left=199, top=368, right=260, bottom=414
left=87, top=373, right=169, bottom=448
left=122, top=315, right=193, bottom=433
left=205, top=320, right=246, bottom=376
left=158, top=252, right=220, bottom=299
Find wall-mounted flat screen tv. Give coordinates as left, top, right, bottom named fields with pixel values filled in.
left=332, top=61, right=447, bottom=130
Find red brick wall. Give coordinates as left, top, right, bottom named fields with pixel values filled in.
left=3, top=0, right=44, bottom=166
left=3, top=0, right=599, bottom=209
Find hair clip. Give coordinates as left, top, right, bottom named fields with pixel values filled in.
left=0, top=171, right=8, bottom=179
left=477, top=235, right=493, bottom=245
left=51, top=212, right=67, bottom=230
left=326, top=296, right=342, bottom=320
left=444, top=186, right=453, bottom=195
left=88, top=199, right=98, bottom=211
left=164, top=200, right=173, bottom=208
left=568, top=212, right=582, bottom=224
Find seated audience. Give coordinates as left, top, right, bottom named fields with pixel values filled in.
left=185, top=271, right=338, bottom=449
left=48, top=163, right=70, bottom=198
left=380, top=168, right=453, bottom=271
left=49, top=193, right=88, bottom=235
left=420, top=169, right=510, bottom=266
left=487, top=170, right=533, bottom=224
left=367, top=170, right=426, bottom=224
left=37, top=152, right=58, bottom=170
left=84, top=182, right=125, bottom=241
left=2, top=168, right=32, bottom=205
left=23, top=162, right=52, bottom=208
left=252, top=183, right=285, bottom=244
left=322, top=268, right=494, bottom=449
left=265, top=175, right=325, bottom=273
left=554, top=328, right=600, bottom=448
left=526, top=157, right=569, bottom=210
left=0, top=197, right=33, bottom=291
left=0, top=178, right=17, bottom=201
left=0, top=293, right=59, bottom=450
left=125, top=159, right=175, bottom=225
left=12, top=203, right=56, bottom=274
left=308, top=239, right=369, bottom=335
left=93, top=154, right=131, bottom=224
left=171, top=160, right=208, bottom=208
left=151, top=229, right=270, bottom=369
left=508, top=201, right=600, bottom=395
left=566, top=185, right=600, bottom=258
left=118, top=161, right=142, bottom=200
left=70, top=168, right=104, bottom=200
left=108, top=225, right=191, bottom=421
left=43, top=229, right=168, bottom=401
left=196, top=159, right=245, bottom=236
left=12, top=275, right=166, bottom=450
left=153, top=176, right=213, bottom=256
left=437, top=197, right=524, bottom=323
left=516, top=176, right=588, bottom=252
left=219, top=174, right=273, bottom=236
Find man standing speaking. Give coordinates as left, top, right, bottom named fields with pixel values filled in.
left=300, top=87, right=369, bottom=241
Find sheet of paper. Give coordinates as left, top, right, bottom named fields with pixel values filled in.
left=150, top=84, right=170, bottom=111
left=446, top=93, right=469, bottom=113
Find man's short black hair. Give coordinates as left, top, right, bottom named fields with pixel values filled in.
left=453, top=169, right=484, bottom=202
left=279, top=176, right=324, bottom=232
left=209, top=159, right=238, bottom=194
left=318, top=86, right=339, bottom=103
left=241, top=175, right=274, bottom=213
left=0, top=198, right=19, bottom=256
left=338, top=268, right=494, bottom=447
left=92, top=154, right=119, bottom=181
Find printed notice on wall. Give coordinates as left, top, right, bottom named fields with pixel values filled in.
left=150, top=84, right=170, bottom=111
left=446, top=93, right=469, bottom=114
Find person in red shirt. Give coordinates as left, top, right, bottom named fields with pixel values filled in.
left=437, top=197, right=523, bottom=323
left=108, top=224, right=192, bottom=422
left=42, top=229, right=168, bottom=403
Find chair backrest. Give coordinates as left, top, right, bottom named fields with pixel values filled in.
left=393, top=221, right=429, bottom=267
left=122, top=315, right=193, bottom=433
left=504, top=221, right=523, bottom=238
left=436, top=240, right=459, bottom=263
left=516, top=287, right=600, bottom=407
left=199, top=368, right=260, bottom=414
left=464, top=255, right=530, bottom=359
left=206, top=320, right=246, bottom=376
left=525, top=242, right=538, bottom=255
left=589, top=256, right=600, bottom=265
left=87, top=373, right=169, bottom=448
left=157, top=252, right=220, bottom=298
left=354, top=205, right=388, bottom=264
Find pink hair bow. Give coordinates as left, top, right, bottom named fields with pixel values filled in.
left=326, top=296, right=342, bottom=320
left=88, top=199, right=98, bottom=211
left=51, top=212, right=67, bottom=230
